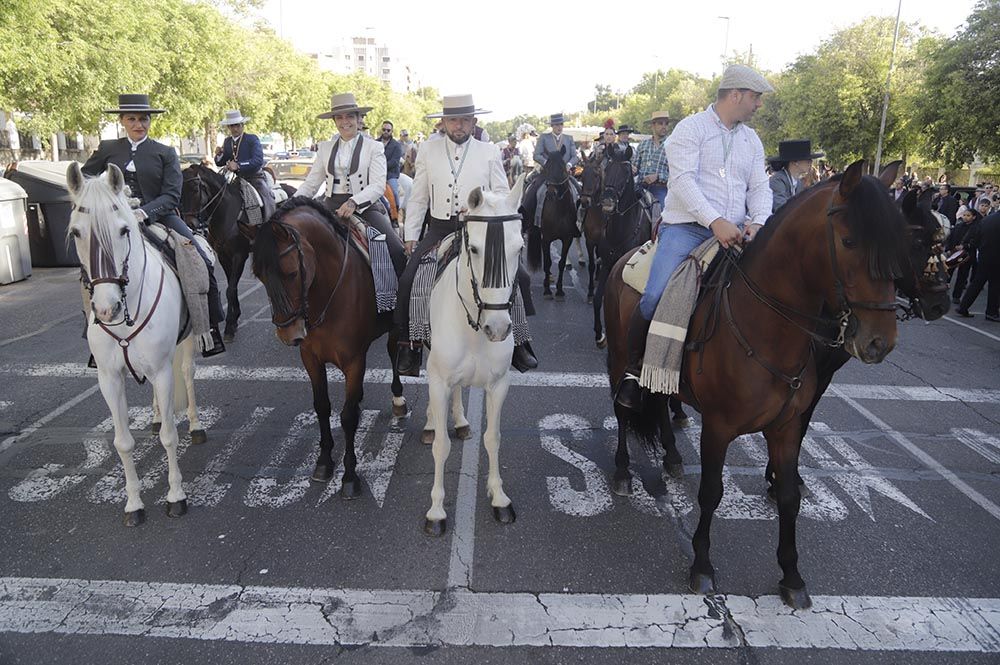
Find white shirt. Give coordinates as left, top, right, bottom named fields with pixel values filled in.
left=331, top=135, right=358, bottom=194
left=125, top=136, right=147, bottom=171
left=661, top=105, right=772, bottom=228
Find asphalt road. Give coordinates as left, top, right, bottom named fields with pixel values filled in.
left=0, top=248, right=998, bottom=664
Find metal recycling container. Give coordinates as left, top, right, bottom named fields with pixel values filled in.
left=6, top=160, right=79, bottom=267
left=0, top=177, right=31, bottom=284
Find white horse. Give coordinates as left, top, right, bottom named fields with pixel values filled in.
left=423, top=177, right=525, bottom=535
left=66, top=163, right=204, bottom=526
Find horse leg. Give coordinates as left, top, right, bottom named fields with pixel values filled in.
left=223, top=251, right=245, bottom=342
left=96, top=370, right=145, bottom=526
left=656, top=395, right=684, bottom=477
left=554, top=238, right=570, bottom=300
left=484, top=379, right=515, bottom=523
left=689, top=420, right=732, bottom=595
left=150, top=393, right=162, bottom=434
left=424, top=375, right=452, bottom=536
left=151, top=365, right=187, bottom=518
left=586, top=239, right=596, bottom=304
left=765, top=422, right=811, bottom=609
left=302, top=351, right=335, bottom=483
left=611, top=402, right=633, bottom=496
left=387, top=332, right=407, bottom=418
left=180, top=336, right=206, bottom=445
left=542, top=239, right=553, bottom=299
left=593, top=264, right=608, bottom=348
left=338, top=360, right=365, bottom=499
left=668, top=396, right=689, bottom=425
left=451, top=386, right=471, bottom=440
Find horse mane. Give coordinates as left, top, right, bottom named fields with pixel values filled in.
left=270, top=195, right=349, bottom=239
left=742, top=175, right=906, bottom=281
left=67, top=174, right=134, bottom=260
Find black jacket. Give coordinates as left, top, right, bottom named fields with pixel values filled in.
left=82, top=137, right=182, bottom=222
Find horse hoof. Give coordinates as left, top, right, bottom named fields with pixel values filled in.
left=421, top=429, right=435, bottom=445
left=779, top=584, right=812, bottom=610
left=123, top=509, right=146, bottom=527
left=587, top=295, right=594, bottom=304
left=454, top=425, right=472, bottom=440
left=340, top=478, right=362, bottom=500
left=151, top=422, right=161, bottom=434
left=424, top=518, right=447, bottom=537
left=543, top=294, right=553, bottom=300
left=492, top=504, right=516, bottom=524
left=799, top=482, right=812, bottom=499
left=223, top=330, right=236, bottom=344
left=689, top=571, right=716, bottom=595
left=612, top=475, right=632, bottom=497
left=190, top=429, right=207, bottom=445
left=392, top=402, right=409, bottom=418
left=166, top=499, right=188, bottom=518
left=671, top=416, right=690, bottom=428
left=664, top=462, right=684, bottom=479
left=311, top=463, right=335, bottom=483
left=554, top=292, right=565, bottom=301
left=596, top=334, right=607, bottom=349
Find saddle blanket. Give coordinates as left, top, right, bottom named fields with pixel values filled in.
left=622, top=239, right=657, bottom=293
left=408, top=233, right=529, bottom=346
left=238, top=178, right=264, bottom=227
left=139, top=223, right=213, bottom=345
left=344, top=215, right=397, bottom=314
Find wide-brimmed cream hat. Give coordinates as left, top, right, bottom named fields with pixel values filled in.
left=425, top=94, right=491, bottom=119
left=718, top=64, right=774, bottom=94
left=219, top=109, right=250, bottom=126
left=644, top=110, right=675, bottom=124
left=317, top=93, right=372, bottom=119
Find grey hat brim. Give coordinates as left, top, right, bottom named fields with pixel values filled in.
left=220, top=117, right=250, bottom=126
left=425, top=108, right=491, bottom=119
left=317, top=106, right=373, bottom=119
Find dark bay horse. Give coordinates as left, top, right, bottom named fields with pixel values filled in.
left=604, top=160, right=906, bottom=609
left=251, top=197, right=406, bottom=498
left=763, top=179, right=951, bottom=496
left=578, top=153, right=604, bottom=304
left=525, top=147, right=579, bottom=300
left=181, top=164, right=288, bottom=342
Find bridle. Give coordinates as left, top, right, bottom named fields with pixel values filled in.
left=268, top=220, right=350, bottom=331
left=601, top=160, right=640, bottom=216
left=456, top=213, right=521, bottom=332
left=897, top=222, right=948, bottom=321
left=181, top=169, right=226, bottom=228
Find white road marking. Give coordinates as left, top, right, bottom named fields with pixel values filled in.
left=447, top=388, right=483, bottom=589
left=5, top=363, right=1000, bottom=402
left=942, top=314, right=1000, bottom=342
left=833, top=387, right=1000, bottom=522
left=245, top=411, right=327, bottom=509
left=0, top=385, right=101, bottom=456
left=185, top=407, right=273, bottom=507
left=952, top=428, right=1000, bottom=465
left=0, top=401, right=12, bottom=410
left=1, top=576, right=998, bottom=651
left=0, top=312, right=80, bottom=348
left=540, top=414, right=613, bottom=517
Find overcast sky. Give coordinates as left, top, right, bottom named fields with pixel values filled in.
left=253, top=0, right=975, bottom=120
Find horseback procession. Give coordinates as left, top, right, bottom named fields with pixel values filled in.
left=67, top=62, right=952, bottom=610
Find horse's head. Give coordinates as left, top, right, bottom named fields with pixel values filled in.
left=817, top=159, right=906, bottom=363
left=251, top=202, right=319, bottom=346
left=180, top=164, right=224, bottom=230
left=579, top=153, right=602, bottom=205
left=600, top=144, right=634, bottom=214
left=461, top=187, right=524, bottom=342
left=66, top=162, right=138, bottom=324
left=541, top=146, right=569, bottom=189
left=896, top=183, right=950, bottom=321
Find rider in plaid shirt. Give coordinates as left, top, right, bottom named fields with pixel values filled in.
left=633, top=110, right=674, bottom=209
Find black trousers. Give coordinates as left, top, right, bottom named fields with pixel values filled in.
left=951, top=259, right=976, bottom=300
left=324, top=194, right=406, bottom=277
left=394, top=217, right=535, bottom=340
left=156, top=213, right=224, bottom=326
left=959, top=253, right=999, bottom=317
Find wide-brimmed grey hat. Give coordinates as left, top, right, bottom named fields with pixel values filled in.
left=718, top=64, right=774, bottom=94
left=219, top=109, right=250, bottom=126
left=317, top=93, right=373, bottom=120
left=549, top=113, right=566, bottom=125
left=425, top=94, right=491, bottom=119
left=103, top=93, right=165, bottom=115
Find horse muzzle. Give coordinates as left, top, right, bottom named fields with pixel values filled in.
left=275, top=320, right=307, bottom=347
left=847, top=330, right=895, bottom=364
left=482, top=319, right=512, bottom=343
left=92, top=298, right=122, bottom=324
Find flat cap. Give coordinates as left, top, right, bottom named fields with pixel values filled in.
left=718, top=64, right=774, bottom=94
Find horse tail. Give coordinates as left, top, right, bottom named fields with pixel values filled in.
left=526, top=225, right=542, bottom=272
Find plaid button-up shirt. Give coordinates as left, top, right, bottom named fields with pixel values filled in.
left=633, top=137, right=669, bottom=183
left=661, top=105, right=772, bottom=228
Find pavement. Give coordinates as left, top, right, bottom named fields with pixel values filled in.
left=0, top=245, right=998, bottom=664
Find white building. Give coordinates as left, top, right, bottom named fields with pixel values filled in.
left=310, top=36, right=422, bottom=94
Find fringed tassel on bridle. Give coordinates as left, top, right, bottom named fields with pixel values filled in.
left=482, top=221, right=509, bottom=288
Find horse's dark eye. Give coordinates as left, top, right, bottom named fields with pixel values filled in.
left=70, top=229, right=81, bottom=238
left=286, top=271, right=298, bottom=280
left=119, top=227, right=129, bottom=237
left=842, top=237, right=857, bottom=249
left=469, top=246, right=480, bottom=255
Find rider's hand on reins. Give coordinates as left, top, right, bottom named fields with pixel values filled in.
left=745, top=223, right=763, bottom=243
left=710, top=218, right=744, bottom=249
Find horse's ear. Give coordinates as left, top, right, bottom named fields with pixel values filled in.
left=900, top=187, right=918, bottom=216
left=66, top=162, right=84, bottom=198
left=624, top=145, right=633, bottom=161
left=467, top=186, right=484, bottom=211
left=878, top=160, right=902, bottom=189
left=839, top=159, right=865, bottom=199
left=106, top=164, right=125, bottom=195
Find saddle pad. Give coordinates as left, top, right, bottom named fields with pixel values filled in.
left=622, top=239, right=657, bottom=293
left=239, top=179, right=263, bottom=227
left=348, top=216, right=370, bottom=263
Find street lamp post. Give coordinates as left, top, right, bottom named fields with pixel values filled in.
left=718, top=16, right=730, bottom=67
left=874, top=0, right=903, bottom=174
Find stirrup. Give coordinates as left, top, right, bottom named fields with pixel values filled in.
left=614, top=372, right=644, bottom=410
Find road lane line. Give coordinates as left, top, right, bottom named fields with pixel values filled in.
left=1, top=576, right=998, bottom=651
left=0, top=385, right=100, bottom=456
left=0, top=312, right=80, bottom=348
left=447, top=388, right=484, bottom=589
left=942, top=314, right=1000, bottom=342
left=833, top=387, right=1000, bottom=522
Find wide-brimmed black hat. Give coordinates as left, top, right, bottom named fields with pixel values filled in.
left=104, top=94, right=166, bottom=115
left=768, top=139, right=824, bottom=164
left=616, top=124, right=637, bottom=134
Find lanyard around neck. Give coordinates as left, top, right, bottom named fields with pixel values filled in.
left=448, top=140, right=471, bottom=182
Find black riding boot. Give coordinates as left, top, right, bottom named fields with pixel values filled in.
left=511, top=340, right=538, bottom=372
left=615, top=306, right=651, bottom=410
left=202, top=258, right=226, bottom=357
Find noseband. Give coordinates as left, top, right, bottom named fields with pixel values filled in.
left=457, top=213, right=521, bottom=332
left=268, top=221, right=350, bottom=331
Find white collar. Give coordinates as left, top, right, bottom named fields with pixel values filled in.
left=445, top=136, right=471, bottom=153
left=128, top=136, right=148, bottom=150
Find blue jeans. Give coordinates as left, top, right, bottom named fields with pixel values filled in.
left=387, top=177, right=400, bottom=215
left=638, top=222, right=714, bottom=320
left=645, top=184, right=667, bottom=209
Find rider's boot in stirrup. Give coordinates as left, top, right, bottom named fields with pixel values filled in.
left=396, top=341, right=422, bottom=377
left=202, top=327, right=226, bottom=358
left=615, top=308, right=651, bottom=411
left=511, top=341, right=538, bottom=373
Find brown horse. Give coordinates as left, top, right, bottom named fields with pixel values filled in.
left=604, top=160, right=906, bottom=609
left=251, top=197, right=406, bottom=497
left=525, top=148, right=580, bottom=300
